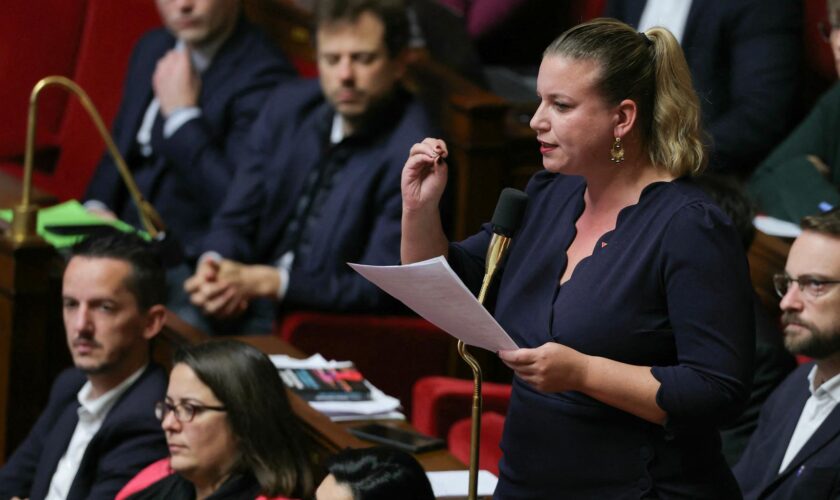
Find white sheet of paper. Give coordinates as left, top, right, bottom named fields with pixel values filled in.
left=426, top=470, right=498, bottom=498
left=349, top=256, right=518, bottom=351
left=269, top=353, right=354, bottom=370
left=753, top=215, right=801, bottom=238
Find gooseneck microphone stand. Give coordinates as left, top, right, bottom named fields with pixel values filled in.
left=460, top=187, right=528, bottom=500
left=11, top=76, right=165, bottom=245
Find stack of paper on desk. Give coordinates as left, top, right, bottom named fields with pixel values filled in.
left=270, top=354, right=404, bottom=421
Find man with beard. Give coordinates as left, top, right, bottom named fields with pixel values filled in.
left=0, top=232, right=168, bottom=499
left=735, top=208, right=840, bottom=499
left=183, top=0, right=437, bottom=333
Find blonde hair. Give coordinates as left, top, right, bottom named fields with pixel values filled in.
left=543, top=18, right=707, bottom=176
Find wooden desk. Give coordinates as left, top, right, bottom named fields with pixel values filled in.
left=0, top=237, right=65, bottom=460
left=231, top=334, right=466, bottom=472
left=0, top=170, right=58, bottom=208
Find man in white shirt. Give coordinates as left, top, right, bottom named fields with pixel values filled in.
left=735, top=208, right=840, bottom=499
left=0, top=232, right=169, bottom=500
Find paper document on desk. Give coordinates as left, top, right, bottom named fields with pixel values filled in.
left=271, top=354, right=403, bottom=421
left=349, top=256, right=518, bottom=352
left=753, top=215, right=801, bottom=238
left=427, top=470, right=498, bottom=498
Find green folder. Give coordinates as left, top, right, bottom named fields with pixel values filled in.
left=0, top=200, right=145, bottom=248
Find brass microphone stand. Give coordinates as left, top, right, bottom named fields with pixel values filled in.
left=9, top=75, right=165, bottom=246
left=459, top=232, right=512, bottom=500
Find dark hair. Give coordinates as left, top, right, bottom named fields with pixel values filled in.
left=173, top=340, right=316, bottom=498
left=693, top=173, right=756, bottom=250
left=544, top=18, right=706, bottom=176
left=314, top=0, right=410, bottom=57
left=69, top=231, right=165, bottom=310
left=325, top=447, right=434, bottom=500
left=801, top=207, right=840, bottom=236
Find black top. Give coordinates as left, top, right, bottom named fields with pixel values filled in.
left=127, top=472, right=261, bottom=500
left=449, top=173, right=755, bottom=498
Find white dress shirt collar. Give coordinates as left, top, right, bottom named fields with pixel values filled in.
left=778, top=366, right=840, bottom=473
left=44, top=365, right=149, bottom=500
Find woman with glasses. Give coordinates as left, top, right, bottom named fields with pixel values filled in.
left=121, top=340, right=316, bottom=500
left=749, top=0, right=840, bottom=223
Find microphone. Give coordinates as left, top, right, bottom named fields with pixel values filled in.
left=461, top=187, right=528, bottom=500
left=478, top=188, right=529, bottom=303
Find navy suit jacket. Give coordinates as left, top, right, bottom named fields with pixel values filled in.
left=84, top=17, right=294, bottom=257
left=604, top=0, right=802, bottom=174
left=0, top=364, right=168, bottom=500
left=734, top=362, right=840, bottom=499
left=201, top=79, right=437, bottom=312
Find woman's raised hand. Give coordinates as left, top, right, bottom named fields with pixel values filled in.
left=401, top=138, right=449, bottom=212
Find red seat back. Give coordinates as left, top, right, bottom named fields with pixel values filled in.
left=568, top=0, right=606, bottom=24
left=411, top=376, right=511, bottom=438
left=276, top=312, right=456, bottom=416
left=44, top=0, right=161, bottom=200
left=447, top=411, right=506, bottom=475
left=804, top=0, right=836, bottom=82
left=0, top=0, right=87, bottom=158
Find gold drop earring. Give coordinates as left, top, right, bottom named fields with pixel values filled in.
left=610, top=137, right=624, bottom=163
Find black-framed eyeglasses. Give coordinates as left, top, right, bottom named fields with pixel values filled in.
left=155, top=400, right=226, bottom=423
left=773, top=273, right=840, bottom=300
left=818, top=21, right=840, bottom=41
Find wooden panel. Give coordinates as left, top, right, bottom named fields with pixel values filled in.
left=0, top=171, right=58, bottom=209
left=748, top=231, right=792, bottom=317
left=0, top=239, right=65, bottom=461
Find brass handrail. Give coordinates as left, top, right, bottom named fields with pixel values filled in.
left=11, top=76, right=165, bottom=245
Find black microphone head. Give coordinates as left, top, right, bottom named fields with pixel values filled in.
left=491, top=188, right=529, bottom=237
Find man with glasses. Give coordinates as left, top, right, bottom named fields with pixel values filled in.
left=735, top=208, right=840, bottom=499
left=0, top=232, right=168, bottom=500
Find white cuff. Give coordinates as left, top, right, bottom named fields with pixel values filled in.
left=198, top=251, right=223, bottom=265
left=83, top=199, right=110, bottom=212
left=163, top=107, right=202, bottom=138
left=277, top=266, right=290, bottom=301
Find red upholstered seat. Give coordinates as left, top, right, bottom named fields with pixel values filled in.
left=411, top=376, right=510, bottom=438
left=448, top=411, right=506, bottom=476
left=804, top=0, right=836, bottom=83
left=411, top=376, right=511, bottom=475
left=275, top=312, right=455, bottom=416
left=0, top=0, right=86, bottom=159
left=568, top=0, right=606, bottom=24
left=0, top=0, right=162, bottom=201
left=116, top=457, right=294, bottom=500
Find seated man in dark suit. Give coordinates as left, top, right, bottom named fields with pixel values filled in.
left=605, top=0, right=802, bottom=175
left=0, top=232, right=169, bottom=500
left=84, top=0, right=294, bottom=258
left=183, top=0, right=437, bottom=333
left=734, top=208, right=840, bottom=499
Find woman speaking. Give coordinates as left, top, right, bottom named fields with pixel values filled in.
left=401, top=18, right=754, bottom=498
